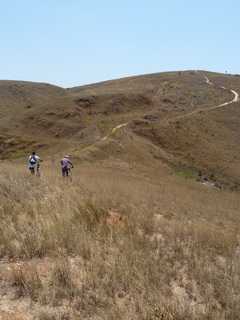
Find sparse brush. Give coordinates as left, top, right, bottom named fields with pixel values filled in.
left=37, top=309, right=72, bottom=320
left=49, top=258, right=76, bottom=302
left=10, top=263, right=43, bottom=301
left=1, top=163, right=240, bottom=319
left=37, top=310, right=57, bottom=320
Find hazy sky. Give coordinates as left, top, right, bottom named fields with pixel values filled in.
left=1, top=0, right=239, bottom=87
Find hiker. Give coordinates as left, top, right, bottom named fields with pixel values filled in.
left=60, top=155, right=74, bottom=177
left=28, top=151, right=41, bottom=176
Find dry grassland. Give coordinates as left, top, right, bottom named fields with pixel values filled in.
left=0, top=163, right=240, bottom=319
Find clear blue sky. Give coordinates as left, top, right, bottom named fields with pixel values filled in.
left=1, top=0, right=239, bottom=87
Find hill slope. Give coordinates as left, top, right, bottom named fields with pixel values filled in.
left=1, top=71, right=240, bottom=319
left=68, top=71, right=240, bottom=188
left=0, top=80, right=83, bottom=158
left=69, top=71, right=231, bottom=125
left=1, top=71, right=240, bottom=188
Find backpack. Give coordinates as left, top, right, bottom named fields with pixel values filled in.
left=61, top=158, right=69, bottom=168
left=30, top=155, right=37, bottom=165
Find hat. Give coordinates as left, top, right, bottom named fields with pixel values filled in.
left=64, top=155, right=70, bottom=158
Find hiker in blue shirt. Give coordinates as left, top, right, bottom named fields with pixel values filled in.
left=28, top=151, right=41, bottom=176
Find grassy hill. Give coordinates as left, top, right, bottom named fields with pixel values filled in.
left=1, top=71, right=233, bottom=163
left=68, top=71, right=240, bottom=189
left=1, top=71, right=240, bottom=319
left=69, top=71, right=231, bottom=131
left=0, top=80, right=84, bottom=158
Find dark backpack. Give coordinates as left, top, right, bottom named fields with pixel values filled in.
left=30, top=155, right=37, bottom=165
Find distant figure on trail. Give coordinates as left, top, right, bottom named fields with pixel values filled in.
left=28, top=151, right=42, bottom=176
left=61, top=155, right=74, bottom=177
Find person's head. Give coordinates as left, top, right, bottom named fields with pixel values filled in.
left=32, top=151, right=36, bottom=155
left=64, top=155, right=70, bottom=158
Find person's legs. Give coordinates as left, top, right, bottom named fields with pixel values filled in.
left=29, top=167, right=35, bottom=175
left=36, top=164, right=40, bottom=176
left=67, top=168, right=73, bottom=182
left=62, top=167, right=67, bottom=177
left=62, top=167, right=72, bottom=178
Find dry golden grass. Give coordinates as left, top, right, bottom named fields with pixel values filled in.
left=1, top=71, right=240, bottom=320
left=0, top=162, right=240, bottom=319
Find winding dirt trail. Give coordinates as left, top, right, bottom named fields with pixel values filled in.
left=91, top=73, right=240, bottom=143
left=101, top=123, right=128, bottom=141
left=203, top=74, right=239, bottom=106
left=173, top=73, right=239, bottom=121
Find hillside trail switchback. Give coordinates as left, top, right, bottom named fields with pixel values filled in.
left=101, top=123, right=128, bottom=141
left=165, top=73, right=239, bottom=123
left=83, top=73, right=239, bottom=148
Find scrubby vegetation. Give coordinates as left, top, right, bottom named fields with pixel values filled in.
left=1, top=71, right=240, bottom=319
left=0, top=163, right=240, bottom=319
